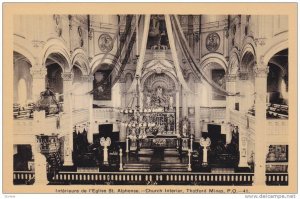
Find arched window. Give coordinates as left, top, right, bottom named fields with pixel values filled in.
left=18, top=78, right=27, bottom=106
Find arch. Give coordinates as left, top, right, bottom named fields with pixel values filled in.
left=14, top=40, right=35, bottom=66
left=41, top=38, right=71, bottom=72
left=90, top=53, right=121, bottom=74
left=241, top=36, right=256, bottom=57
left=125, top=71, right=134, bottom=81
left=71, top=48, right=89, bottom=75
left=241, top=43, right=256, bottom=62
left=200, top=53, right=228, bottom=71
left=141, top=60, right=179, bottom=91
left=263, top=39, right=288, bottom=66
left=185, top=70, right=199, bottom=83
left=268, top=59, right=287, bottom=76
left=141, top=70, right=179, bottom=92
left=228, top=47, right=240, bottom=75
left=240, top=42, right=256, bottom=75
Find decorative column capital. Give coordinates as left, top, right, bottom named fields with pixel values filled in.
left=81, top=75, right=94, bottom=82
left=61, top=72, right=74, bottom=81
left=254, top=66, right=269, bottom=78
left=238, top=72, right=249, bottom=80
left=225, top=74, right=237, bottom=82
left=30, top=67, right=47, bottom=79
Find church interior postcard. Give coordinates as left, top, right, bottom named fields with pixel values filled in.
left=2, top=2, right=298, bottom=195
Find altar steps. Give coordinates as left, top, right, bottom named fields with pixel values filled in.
left=161, top=163, right=188, bottom=172
left=123, top=163, right=151, bottom=172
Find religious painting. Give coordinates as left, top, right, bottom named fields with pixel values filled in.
left=211, top=69, right=226, bottom=100
left=93, top=70, right=112, bottom=100
left=206, top=32, right=220, bottom=52
left=188, top=107, right=195, bottom=117
left=98, top=33, right=114, bottom=53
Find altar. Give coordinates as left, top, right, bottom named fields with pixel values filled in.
left=139, top=136, right=178, bottom=148
left=123, top=64, right=194, bottom=153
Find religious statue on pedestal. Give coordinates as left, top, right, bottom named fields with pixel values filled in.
left=180, top=116, right=191, bottom=137
left=169, top=96, right=174, bottom=110
left=152, top=86, right=167, bottom=107
left=146, top=95, right=151, bottom=108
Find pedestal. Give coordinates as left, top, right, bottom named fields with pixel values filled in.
left=103, top=146, right=109, bottom=165
left=119, top=148, right=124, bottom=171
left=100, top=137, right=111, bottom=165
left=188, top=149, right=192, bottom=171
left=202, top=148, right=208, bottom=166
left=126, top=137, right=129, bottom=153
left=200, top=137, right=211, bottom=166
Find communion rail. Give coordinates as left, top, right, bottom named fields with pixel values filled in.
left=50, top=172, right=254, bottom=185
left=266, top=173, right=288, bottom=186
left=13, top=171, right=289, bottom=186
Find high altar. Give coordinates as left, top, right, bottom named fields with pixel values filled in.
left=124, top=51, right=192, bottom=152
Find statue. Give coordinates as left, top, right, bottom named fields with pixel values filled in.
left=169, top=96, right=174, bottom=110
left=146, top=95, right=151, bottom=108
left=153, top=86, right=166, bottom=107
left=181, top=117, right=190, bottom=137
left=156, top=86, right=163, bottom=99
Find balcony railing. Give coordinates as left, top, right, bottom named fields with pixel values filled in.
left=230, top=110, right=288, bottom=137
left=13, top=171, right=34, bottom=185
left=200, top=107, right=226, bottom=121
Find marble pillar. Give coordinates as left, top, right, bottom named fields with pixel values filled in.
left=194, top=82, right=201, bottom=139
left=62, top=72, right=74, bottom=166
left=238, top=127, right=249, bottom=167
left=253, top=65, right=269, bottom=185
left=82, top=75, right=94, bottom=143
left=238, top=72, right=249, bottom=113
left=176, top=90, right=180, bottom=135
left=225, top=74, right=237, bottom=122
left=30, top=67, right=47, bottom=101
left=182, top=91, right=188, bottom=117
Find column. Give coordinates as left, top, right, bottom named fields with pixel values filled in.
left=238, top=127, right=249, bottom=167
left=238, top=72, right=249, bottom=113
left=139, top=90, right=144, bottom=111
left=82, top=75, right=94, bottom=143
left=253, top=65, right=269, bottom=185
left=194, top=82, right=201, bottom=139
left=33, top=137, right=48, bottom=185
left=225, top=74, right=237, bottom=122
left=61, top=72, right=74, bottom=166
left=30, top=67, right=47, bottom=101
left=176, top=90, right=180, bottom=135
left=182, top=91, right=188, bottom=117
